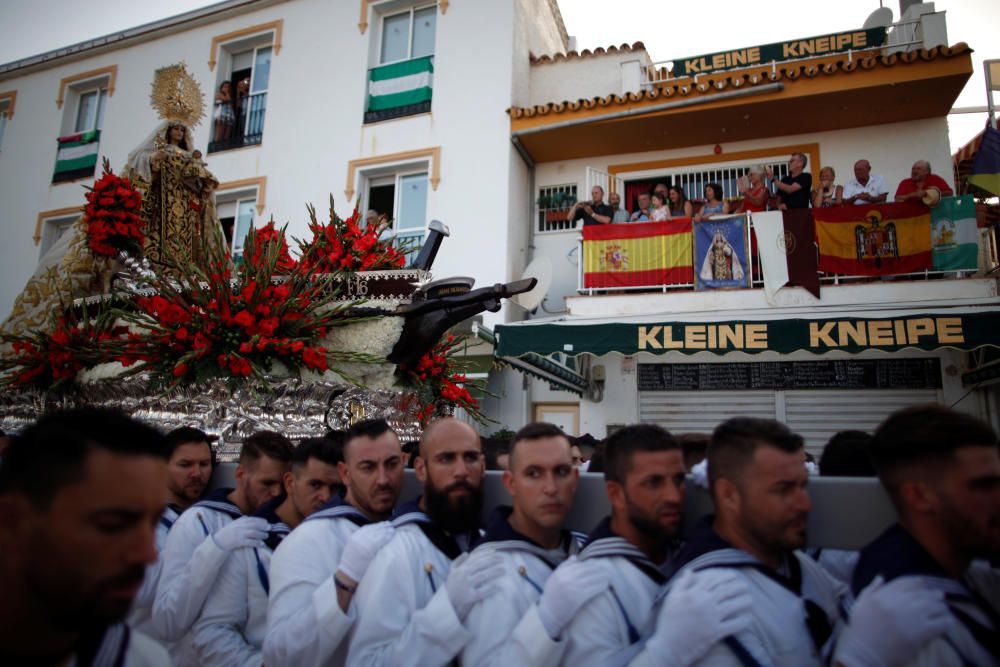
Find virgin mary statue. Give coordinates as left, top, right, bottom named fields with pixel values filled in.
left=1, top=64, right=228, bottom=336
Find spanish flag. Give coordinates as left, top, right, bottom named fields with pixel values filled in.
left=815, top=202, right=932, bottom=276
left=583, top=220, right=693, bottom=288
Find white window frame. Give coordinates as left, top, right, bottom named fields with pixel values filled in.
left=0, top=107, right=8, bottom=152
left=377, top=3, right=437, bottom=66
left=362, top=167, right=429, bottom=241
left=38, top=215, right=78, bottom=259
left=216, top=185, right=260, bottom=258
left=60, top=76, right=111, bottom=137
left=73, top=86, right=108, bottom=134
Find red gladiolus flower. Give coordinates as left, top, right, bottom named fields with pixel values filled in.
left=173, top=362, right=188, bottom=377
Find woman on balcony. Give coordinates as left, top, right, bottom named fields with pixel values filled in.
left=812, top=166, right=843, bottom=208
left=213, top=81, right=235, bottom=143
left=668, top=185, right=694, bottom=218
left=650, top=192, right=672, bottom=221
left=694, top=183, right=730, bottom=222
left=736, top=166, right=770, bottom=214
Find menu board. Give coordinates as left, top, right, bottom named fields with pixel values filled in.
left=637, top=359, right=941, bottom=391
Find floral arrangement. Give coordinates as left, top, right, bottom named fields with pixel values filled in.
left=83, top=158, right=145, bottom=257
left=0, top=313, right=129, bottom=389
left=117, top=223, right=381, bottom=387
left=296, top=198, right=410, bottom=273
left=247, top=220, right=296, bottom=273
left=398, top=334, right=490, bottom=425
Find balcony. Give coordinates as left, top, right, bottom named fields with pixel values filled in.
left=569, top=207, right=999, bottom=317
left=208, top=92, right=266, bottom=153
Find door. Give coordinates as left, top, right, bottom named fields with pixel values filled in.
left=534, top=403, right=580, bottom=436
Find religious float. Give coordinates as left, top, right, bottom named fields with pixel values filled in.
left=0, top=64, right=532, bottom=455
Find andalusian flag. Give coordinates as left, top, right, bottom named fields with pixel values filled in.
left=815, top=202, right=932, bottom=276
left=368, top=56, right=433, bottom=112
left=582, top=220, right=693, bottom=288
left=968, top=124, right=1000, bottom=196
left=53, top=129, right=100, bottom=182
left=931, top=196, right=979, bottom=271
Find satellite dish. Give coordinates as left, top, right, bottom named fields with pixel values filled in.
left=512, top=257, right=552, bottom=311
left=862, top=7, right=893, bottom=29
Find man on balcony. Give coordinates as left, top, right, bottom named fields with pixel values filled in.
left=768, top=153, right=812, bottom=210
left=629, top=192, right=652, bottom=222
left=842, top=159, right=889, bottom=205
left=571, top=186, right=614, bottom=227
left=894, top=160, right=954, bottom=203
left=609, top=192, right=629, bottom=224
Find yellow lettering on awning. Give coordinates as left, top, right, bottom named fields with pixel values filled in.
left=854, top=31, right=868, bottom=48
left=663, top=326, right=684, bottom=349
left=867, top=321, right=894, bottom=346
left=905, top=318, right=935, bottom=344
left=937, top=317, right=965, bottom=344
left=838, top=321, right=867, bottom=347
left=638, top=326, right=662, bottom=350
left=810, top=322, right=837, bottom=347
left=746, top=324, right=768, bottom=349
left=685, top=325, right=707, bottom=349
left=718, top=325, right=744, bottom=349
left=783, top=43, right=798, bottom=58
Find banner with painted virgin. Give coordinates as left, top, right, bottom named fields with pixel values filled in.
left=695, top=215, right=750, bottom=290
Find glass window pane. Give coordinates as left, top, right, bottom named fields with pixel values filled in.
left=411, top=7, right=436, bottom=58
left=251, top=47, right=271, bottom=93
left=232, top=199, right=257, bottom=255
left=232, top=50, right=254, bottom=72
left=95, top=89, right=108, bottom=131
left=75, top=91, right=97, bottom=133
left=397, top=173, right=428, bottom=231
left=0, top=111, right=7, bottom=148
left=380, top=12, right=411, bottom=63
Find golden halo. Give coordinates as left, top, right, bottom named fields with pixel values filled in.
left=150, top=62, right=205, bottom=128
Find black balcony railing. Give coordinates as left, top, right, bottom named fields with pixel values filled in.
left=208, top=91, right=266, bottom=153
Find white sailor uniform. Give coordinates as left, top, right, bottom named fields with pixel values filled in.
left=460, top=506, right=584, bottom=667
left=263, top=495, right=372, bottom=667
left=67, top=622, right=170, bottom=667
left=128, top=504, right=181, bottom=636
left=347, top=499, right=478, bottom=667
left=152, top=488, right=243, bottom=666
left=560, top=517, right=677, bottom=667
left=848, top=524, right=1000, bottom=667
left=193, top=498, right=291, bottom=667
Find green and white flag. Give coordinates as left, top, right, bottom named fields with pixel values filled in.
left=54, top=129, right=100, bottom=179
left=367, top=56, right=433, bottom=112
left=931, top=195, right=978, bottom=271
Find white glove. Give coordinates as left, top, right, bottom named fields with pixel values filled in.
left=645, top=568, right=752, bottom=667
left=445, top=552, right=505, bottom=620
left=337, top=522, right=395, bottom=584
left=834, top=576, right=955, bottom=667
left=689, top=459, right=709, bottom=489
left=537, top=556, right=609, bottom=639
left=211, top=516, right=268, bottom=551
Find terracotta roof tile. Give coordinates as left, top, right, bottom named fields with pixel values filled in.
left=510, top=43, right=971, bottom=119
left=529, top=41, right=646, bottom=65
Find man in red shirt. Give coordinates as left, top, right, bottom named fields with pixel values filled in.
left=894, top=160, right=954, bottom=202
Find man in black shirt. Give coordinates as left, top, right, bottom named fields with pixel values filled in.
left=768, top=153, right=812, bottom=210
left=571, top=185, right=614, bottom=227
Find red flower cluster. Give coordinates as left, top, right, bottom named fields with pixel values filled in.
left=399, top=334, right=481, bottom=425
left=83, top=159, right=144, bottom=258
left=4, top=318, right=127, bottom=388
left=246, top=220, right=297, bottom=273
left=298, top=204, right=407, bottom=274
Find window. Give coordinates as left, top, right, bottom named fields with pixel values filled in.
left=209, top=40, right=272, bottom=153
left=38, top=215, right=77, bottom=259
left=537, top=184, right=578, bottom=233
left=74, top=88, right=108, bottom=134
left=365, top=4, right=436, bottom=123
left=0, top=107, right=7, bottom=152
left=365, top=170, right=429, bottom=260
left=217, top=194, right=258, bottom=259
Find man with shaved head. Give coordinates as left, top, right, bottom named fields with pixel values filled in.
left=842, top=159, right=888, bottom=206
left=348, top=418, right=501, bottom=667
left=265, top=421, right=405, bottom=667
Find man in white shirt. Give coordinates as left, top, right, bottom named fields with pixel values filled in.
left=458, top=422, right=594, bottom=667
left=348, top=418, right=499, bottom=667
left=0, top=408, right=172, bottom=666
left=151, top=430, right=292, bottom=666
left=264, top=420, right=405, bottom=667
left=194, top=436, right=343, bottom=667
left=842, top=159, right=888, bottom=205
left=129, top=427, right=214, bottom=635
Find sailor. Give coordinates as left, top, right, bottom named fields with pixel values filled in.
left=553, top=423, right=688, bottom=667
left=347, top=418, right=501, bottom=667
left=129, top=426, right=214, bottom=635
left=457, top=422, right=589, bottom=667
left=663, top=417, right=843, bottom=667
left=264, top=421, right=405, bottom=667
left=836, top=405, right=1000, bottom=667
left=193, top=437, right=343, bottom=666
left=0, top=408, right=171, bottom=666
left=151, top=430, right=292, bottom=666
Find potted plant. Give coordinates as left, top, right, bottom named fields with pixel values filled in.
left=544, top=192, right=576, bottom=222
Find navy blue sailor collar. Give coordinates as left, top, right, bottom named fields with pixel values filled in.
left=580, top=516, right=672, bottom=585
left=476, top=505, right=583, bottom=565
left=392, top=496, right=479, bottom=561
left=305, top=493, right=370, bottom=527
left=191, top=487, right=242, bottom=520
left=852, top=523, right=951, bottom=595
left=252, top=494, right=292, bottom=551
